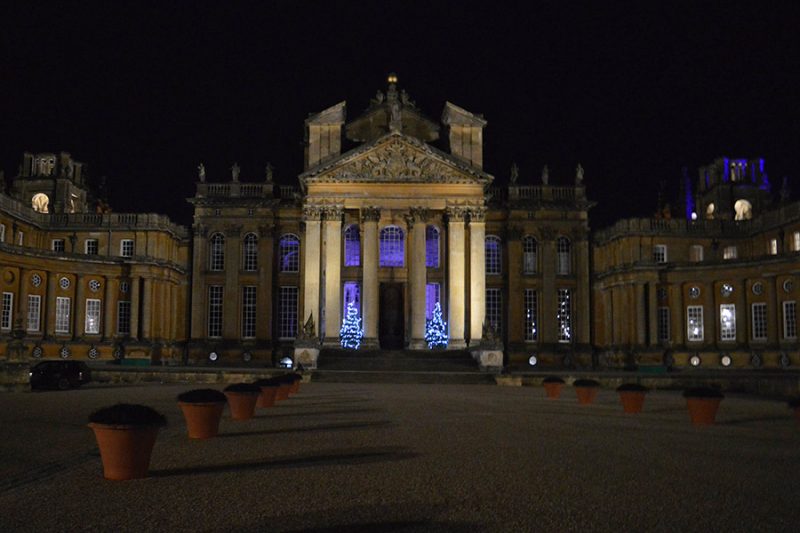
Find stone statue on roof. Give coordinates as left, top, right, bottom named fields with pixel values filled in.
left=510, top=163, right=519, bottom=185
left=231, top=162, right=240, bottom=182
left=576, top=163, right=584, bottom=185
left=541, top=165, right=549, bottom=185
left=198, top=163, right=206, bottom=182
left=265, top=163, right=274, bottom=183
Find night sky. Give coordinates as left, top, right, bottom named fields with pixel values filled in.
left=2, top=2, right=798, bottom=229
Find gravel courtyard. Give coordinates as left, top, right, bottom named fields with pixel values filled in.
left=0, top=381, right=798, bottom=532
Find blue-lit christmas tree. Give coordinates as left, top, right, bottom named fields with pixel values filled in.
left=425, top=302, right=448, bottom=349
left=339, top=301, right=363, bottom=350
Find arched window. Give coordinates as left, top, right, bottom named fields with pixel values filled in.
left=209, top=233, right=225, bottom=271
left=242, top=233, right=258, bottom=271
left=557, top=237, right=571, bottom=275
left=426, top=225, right=440, bottom=268
left=485, top=235, right=501, bottom=275
left=522, top=236, right=537, bottom=274
left=344, top=224, right=360, bottom=266
left=279, top=234, right=300, bottom=273
left=379, top=226, right=405, bottom=267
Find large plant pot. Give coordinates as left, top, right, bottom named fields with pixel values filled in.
left=179, top=402, right=225, bottom=438
left=543, top=382, right=563, bottom=399
left=686, top=397, right=722, bottom=426
left=793, top=407, right=800, bottom=425
left=575, top=386, right=599, bottom=405
left=257, top=385, right=279, bottom=408
left=224, top=392, right=259, bottom=421
left=618, top=391, right=646, bottom=413
left=276, top=383, right=291, bottom=401
left=88, top=423, right=160, bottom=480
left=289, top=377, right=301, bottom=395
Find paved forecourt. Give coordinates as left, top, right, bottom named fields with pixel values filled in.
left=0, top=382, right=798, bottom=532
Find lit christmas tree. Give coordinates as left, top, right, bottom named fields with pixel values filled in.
left=425, top=302, right=448, bottom=349
left=339, top=301, right=363, bottom=350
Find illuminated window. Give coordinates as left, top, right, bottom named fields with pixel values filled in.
left=85, top=299, right=101, bottom=335
left=27, top=295, right=41, bottom=332
left=485, top=235, right=501, bottom=275
left=241, top=286, right=257, bottom=338
left=1, top=292, right=12, bottom=330
left=658, top=307, right=670, bottom=342
left=425, top=225, right=439, bottom=268
left=52, top=239, right=65, bottom=252
left=557, top=237, right=571, bottom=275
left=751, top=303, right=767, bottom=341
left=55, top=297, right=71, bottom=334
left=486, top=288, right=502, bottom=333
left=117, top=301, right=131, bottom=335
left=379, top=226, right=404, bottom=267
left=524, top=289, right=537, bottom=342
left=85, top=239, right=98, bottom=255
left=794, top=231, right=800, bottom=252
left=279, top=234, right=300, bottom=272
left=653, top=244, right=667, bottom=264
left=426, top=283, right=440, bottom=320
left=17, top=232, right=23, bottom=246
left=343, top=282, right=361, bottom=316
left=784, top=301, right=797, bottom=339
left=689, top=245, right=704, bottom=262
left=279, top=286, right=298, bottom=339
left=687, top=305, right=703, bottom=341
left=723, top=246, right=738, bottom=260
left=242, top=233, right=258, bottom=271
left=120, top=239, right=134, bottom=257
left=557, top=288, right=571, bottom=342
left=522, top=236, right=537, bottom=274
left=209, top=233, right=225, bottom=271
left=207, top=286, right=223, bottom=337
left=0, top=224, right=4, bottom=242
left=344, top=225, right=360, bottom=267
left=768, top=238, right=778, bottom=255
left=720, top=304, right=736, bottom=341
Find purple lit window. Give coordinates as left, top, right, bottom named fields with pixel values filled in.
left=344, top=225, right=360, bottom=266
left=279, top=234, right=300, bottom=273
left=426, top=283, right=440, bottom=320
left=343, top=282, right=360, bottom=315
left=379, top=226, right=404, bottom=267
left=426, top=226, right=439, bottom=267
left=485, top=236, right=501, bottom=275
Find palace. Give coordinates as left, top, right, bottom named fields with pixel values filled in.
left=1, top=77, right=798, bottom=371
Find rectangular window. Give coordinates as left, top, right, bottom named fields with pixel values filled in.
left=783, top=301, right=797, bottom=339
left=524, top=289, right=537, bottom=342
left=751, top=303, right=767, bottom=341
left=426, top=283, right=440, bottom=320
left=687, top=305, right=704, bottom=341
left=485, top=288, right=502, bottom=333
left=0, top=224, right=5, bottom=243
left=1, top=292, right=13, bottom=330
left=794, top=231, right=800, bottom=252
left=241, top=286, right=257, bottom=338
left=689, top=245, right=704, bottom=262
left=27, top=295, right=41, bottom=332
left=85, top=299, right=101, bottom=334
left=768, top=239, right=778, bottom=255
left=279, top=286, right=298, bottom=339
left=653, top=244, right=667, bottom=264
left=207, top=286, right=223, bottom=338
left=719, top=303, right=736, bottom=341
left=120, top=239, right=134, bottom=257
left=85, top=239, right=99, bottom=255
left=55, top=297, right=71, bottom=334
left=343, top=281, right=361, bottom=316
left=557, top=288, right=572, bottom=342
left=723, top=246, right=737, bottom=260
left=52, top=239, right=65, bottom=252
left=117, top=301, right=131, bottom=335
left=657, top=306, right=670, bottom=342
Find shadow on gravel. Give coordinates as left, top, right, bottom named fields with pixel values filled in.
left=219, top=420, right=394, bottom=438
left=717, top=415, right=791, bottom=425
left=256, top=407, right=386, bottom=418
left=150, top=446, right=418, bottom=477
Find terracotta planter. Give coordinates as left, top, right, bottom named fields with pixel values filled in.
left=543, top=382, right=563, bottom=399
left=290, top=378, right=301, bottom=395
left=88, top=423, right=160, bottom=480
left=618, top=391, right=646, bottom=413
left=794, top=407, right=800, bottom=424
left=179, top=402, right=225, bottom=438
left=686, top=397, right=722, bottom=426
left=276, top=383, right=291, bottom=401
left=224, top=392, right=259, bottom=421
left=575, top=386, right=599, bottom=405
left=257, top=385, right=279, bottom=408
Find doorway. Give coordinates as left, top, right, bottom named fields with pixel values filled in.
left=379, top=283, right=405, bottom=349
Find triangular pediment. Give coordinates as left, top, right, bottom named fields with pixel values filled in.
left=299, top=133, right=492, bottom=186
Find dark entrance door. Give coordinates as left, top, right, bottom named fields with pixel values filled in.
left=379, top=283, right=405, bottom=349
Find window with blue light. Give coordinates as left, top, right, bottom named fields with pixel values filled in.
left=426, top=225, right=439, bottom=267
left=485, top=236, right=501, bottom=275
left=344, top=225, right=360, bottom=266
left=426, top=283, right=440, bottom=320
left=380, top=226, right=405, bottom=267
left=343, top=281, right=361, bottom=315
left=279, top=234, right=300, bottom=273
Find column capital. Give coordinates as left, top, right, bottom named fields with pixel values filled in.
left=192, top=224, right=208, bottom=238
left=445, top=206, right=468, bottom=222
left=322, top=205, right=344, bottom=220
left=468, top=207, right=486, bottom=223
left=361, top=206, right=381, bottom=223
left=225, top=224, right=243, bottom=238
left=403, top=207, right=430, bottom=229
left=302, top=205, right=323, bottom=221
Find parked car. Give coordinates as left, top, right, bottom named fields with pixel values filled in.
left=30, top=361, right=92, bottom=390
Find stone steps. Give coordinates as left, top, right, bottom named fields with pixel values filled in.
left=317, top=348, right=478, bottom=372
left=310, top=369, right=496, bottom=385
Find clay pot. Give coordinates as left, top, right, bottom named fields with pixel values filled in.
left=276, top=382, right=291, bottom=401
left=178, top=402, right=225, bottom=438
left=289, top=376, right=301, bottom=395
left=88, top=423, right=160, bottom=480
left=618, top=391, right=647, bottom=413
left=224, top=392, right=259, bottom=421
left=686, top=398, right=722, bottom=426
left=543, top=382, right=563, bottom=399
left=257, top=384, right=280, bottom=408
left=575, top=386, right=599, bottom=405
left=793, top=406, right=800, bottom=424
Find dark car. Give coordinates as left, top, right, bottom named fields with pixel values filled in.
left=29, top=361, right=92, bottom=390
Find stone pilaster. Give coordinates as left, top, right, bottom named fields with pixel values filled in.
left=74, top=276, right=84, bottom=340
left=506, top=227, right=523, bottom=345
left=323, top=206, right=343, bottom=345
left=130, top=276, right=141, bottom=340
left=635, top=283, right=646, bottom=346
left=447, top=207, right=467, bottom=348
left=103, top=277, right=114, bottom=341
left=45, top=273, right=56, bottom=337
left=223, top=225, right=241, bottom=339
left=468, top=208, right=486, bottom=346
left=302, top=206, right=322, bottom=341
left=190, top=225, right=206, bottom=340
left=407, top=207, right=429, bottom=349
left=540, top=227, right=556, bottom=344
left=647, top=281, right=659, bottom=346
left=361, top=207, right=380, bottom=347
left=141, top=278, right=152, bottom=340
left=257, top=224, right=274, bottom=341
left=669, top=284, right=684, bottom=346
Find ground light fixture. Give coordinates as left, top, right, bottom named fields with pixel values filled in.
left=279, top=357, right=293, bottom=368
left=208, top=351, right=219, bottom=362
left=689, top=354, right=702, bottom=367
left=528, top=355, right=538, bottom=366
left=242, top=351, right=252, bottom=362
left=720, top=354, right=732, bottom=367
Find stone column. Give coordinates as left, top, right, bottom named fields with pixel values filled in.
left=468, top=207, right=486, bottom=346
left=361, top=208, right=380, bottom=348
left=540, top=227, right=557, bottom=344
left=766, top=275, right=778, bottom=342
left=447, top=207, right=467, bottom=348
left=141, top=278, right=153, bottom=340
left=190, top=225, right=206, bottom=340
left=103, top=277, right=114, bottom=340
left=736, top=279, right=747, bottom=345
left=223, top=225, right=241, bottom=339
left=323, top=206, right=343, bottom=345
left=669, top=284, right=684, bottom=346
left=575, top=231, right=592, bottom=345
left=506, top=227, right=523, bottom=345
left=602, top=288, right=613, bottom=347
left=130, top=276, right=141, bottom=340
left=45, top=273, right=57, bottom=336
left=73, top=276, right=84, bottom=340
left=407, top=208, right=429, bottom=349
left=635, top=283, right=646, bottom=346
left=302, top=206, right=322, bottom=340
left=647, top=281, right=659, bottom=346
left=257, top=224, right=274, bottom=341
